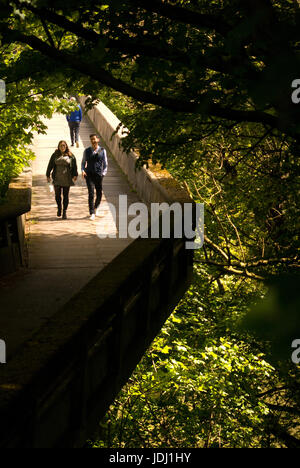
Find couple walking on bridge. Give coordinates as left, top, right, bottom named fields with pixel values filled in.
left=46, top=133, right=108, bottom=220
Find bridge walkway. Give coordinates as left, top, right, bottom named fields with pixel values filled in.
left=0, top=113, right=140, bottom=359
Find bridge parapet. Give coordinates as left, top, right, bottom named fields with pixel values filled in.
left=0, top=168, right=32, bottom=276
left=78, top=97, right=190, bottom=205
left=0, top=233, right=193, bottom=447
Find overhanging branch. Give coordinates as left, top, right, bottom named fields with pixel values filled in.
left=15, top=0, right=245, bottom=76
left=127, top=0, right=231, bottom=35
left=0, top=25, right=281, bottom=129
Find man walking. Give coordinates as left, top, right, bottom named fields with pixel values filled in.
left=66, top=97, right=82, bottom=148
left=82, top=133, right=108, bottom=220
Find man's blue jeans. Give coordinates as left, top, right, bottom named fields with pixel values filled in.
left=68, top=121, right=80, bottom=145
left=85, top=173, right=103, bottom=215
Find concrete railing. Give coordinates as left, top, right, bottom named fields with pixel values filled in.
left=0, top=233, right=193, bottom=447
left=78, top=97, right=191, bottom=206
left=0, top=168, right=32, bottom=276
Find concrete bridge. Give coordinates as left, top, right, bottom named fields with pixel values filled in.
left=0, top=100, right=195, bottom=447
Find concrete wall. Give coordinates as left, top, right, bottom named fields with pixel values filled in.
left=78, top=97, right=191, bottom=206
left=0, top=168, right=32, bottom=275
left=0, top=234, right=193, bottom=447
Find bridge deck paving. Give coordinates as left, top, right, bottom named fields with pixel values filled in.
left=0, top=113, right=140, bottom=359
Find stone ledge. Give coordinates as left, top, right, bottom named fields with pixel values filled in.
left=0, top=168, right=32, bottom=221
left=78, top=97, right=193, bottom=206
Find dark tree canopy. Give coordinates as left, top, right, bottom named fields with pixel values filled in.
left=0, top=0, right=300, bottom=136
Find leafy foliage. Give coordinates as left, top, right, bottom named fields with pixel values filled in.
left=89, top=269, right=300, bottom=448
left=0, top=43, right=80, bottom=199
left=87, top=83, right=300, bottom=449
left=1, top=0, right=300, bottom=134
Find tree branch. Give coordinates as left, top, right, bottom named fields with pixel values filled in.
left=203, top=235, right=230, bottom=263
left=0, top=25, right=281, bottom=129
left=195, top=259, right=266, bottom=281
left=266, top=403, right=300, bottom=417
left=127, top=0, right=231, bottom=35
left=15, top=0, right=250, bottom=76
left=270, top=422, right=300, bottom=448
left=39, top=17, right=56, bottom=49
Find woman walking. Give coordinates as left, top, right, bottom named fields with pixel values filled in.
left=46, top=141, right=78, bottom=219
